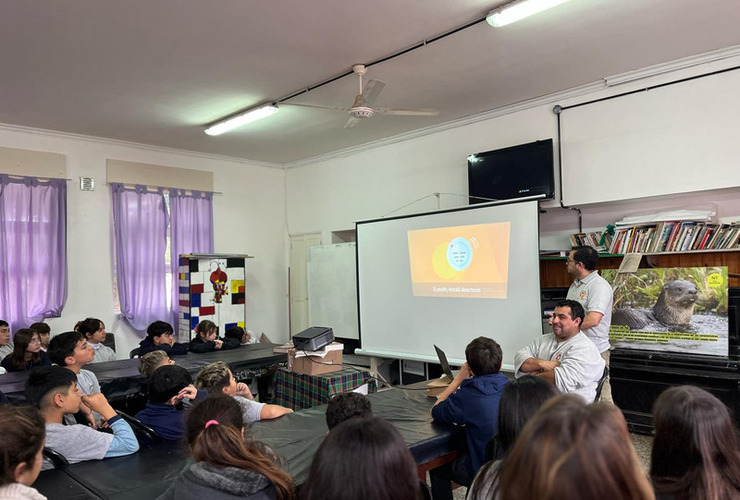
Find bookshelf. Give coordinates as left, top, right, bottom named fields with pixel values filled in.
left=539, top=249, right=740, bottom=288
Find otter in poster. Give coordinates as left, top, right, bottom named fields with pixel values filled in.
left=612, top=280, right=698, bottom=329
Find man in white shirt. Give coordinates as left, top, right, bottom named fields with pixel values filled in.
left=515, top=300, right=605, bottom=402
left=0, top=320, right=14, bottom=360
left=566, top=246, right=614, bottom=402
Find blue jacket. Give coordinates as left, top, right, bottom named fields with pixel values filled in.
left=431, top=372, right=509, bottom=476
left=135, top=402, right=186, bottom=441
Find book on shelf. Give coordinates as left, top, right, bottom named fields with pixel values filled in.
left=570, top=231, right=612, bottom=253
left=606, top=221, right=740, bottom=253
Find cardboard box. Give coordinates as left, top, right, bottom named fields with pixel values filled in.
left=425, top=376, right=452, bottom=398
left=288, top=342, right=343, bottom=375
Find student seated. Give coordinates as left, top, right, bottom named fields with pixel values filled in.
left=75, top=318, right=115, bottom=363
left=195, top=361, right=292, bottom=423
left=430, top=337, right=509, bottom=500
left=467, top=376, right=559, bottom=500
left=0, top=405, right=47, bottom=500
left=1, top=329, right=52, bottom=373
left=138, top=321, right=189, bottom=357
left=514, top=300, right=605, bottom=402
left=325, top=391, right=372, bottom=431
left=25, top=366, right=139, bottom=468
left=224, top=325, right=258, bottom=345
left=48, top=331, right=104, bottom=427
left=190, top=320, right=239, bottom=353
left=651, top=385, right=740, bottom=500
left=138, top=350, right=175, bottom=378
left=159, top=395, right=295, bottom=500
left=29, top=322, right=51, bottom=352
left=499, top=394, right=653, bottom=500
left=302, top=417, right=419, bottom=500
left=135, top=365, right=200, bottom=440
left=0, top=320, right=13, bottom=360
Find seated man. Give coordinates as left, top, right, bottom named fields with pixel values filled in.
left=514, top=299, right=605, bottom=402
left=430, top=337, right=509, bottom=500
left=325, top=392, right=373, bottom=431
left=194, top=361, right=292, bottom=423
left=25, top=366, right=139, bottom=469
left=135, top=365, right=200, bottom=440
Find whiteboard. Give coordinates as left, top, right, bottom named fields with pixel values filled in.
left=307, top=243, right=359, bottom=340
left=561, top=69, right=740, bottom=206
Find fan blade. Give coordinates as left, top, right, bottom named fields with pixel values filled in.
left=280, top=102, right=350, bottom=112
left=344, top=116, right=362, bottom=129
left=375, top=108, right=439, bottom=116
left=361, top=79, right=386, bottom=107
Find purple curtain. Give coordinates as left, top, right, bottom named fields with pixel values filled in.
left=111, top=183, right=169, bottom=331
left=0, top=175, right=67, bottom=332
left=169, top=189, right=214, bottom=327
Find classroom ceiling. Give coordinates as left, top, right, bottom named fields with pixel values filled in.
left=1, top=0, right=740, bottom=165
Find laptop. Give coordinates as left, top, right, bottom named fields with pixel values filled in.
left=434, top=345, right=460, bottom=382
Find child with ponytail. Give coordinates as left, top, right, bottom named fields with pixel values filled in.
left=158, top=395, right=295, bottom=500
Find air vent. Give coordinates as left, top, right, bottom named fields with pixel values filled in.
left=79, top=177, right=95, bottom=191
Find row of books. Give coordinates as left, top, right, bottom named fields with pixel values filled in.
left=569, top=231, right=613, bottom=253
left=608, top=221, right=740, bottom=254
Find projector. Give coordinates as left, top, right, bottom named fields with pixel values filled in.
left=293, top=326, right=334, bottom=351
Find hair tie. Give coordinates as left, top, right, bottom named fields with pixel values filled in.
left=205, top=419, right=219, bottom=428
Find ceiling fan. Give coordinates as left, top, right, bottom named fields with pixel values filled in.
left=282, top=65, right=439, bottom=129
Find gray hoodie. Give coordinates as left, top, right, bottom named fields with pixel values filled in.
left=157, top=462, right=277, bottom=500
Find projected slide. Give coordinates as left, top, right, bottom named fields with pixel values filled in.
left=407, top=222, right=510, bottom=298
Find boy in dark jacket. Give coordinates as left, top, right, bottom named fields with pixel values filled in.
left=430, top=337, right=509, bottom=500
left=135, top=365, right=199, bottom=440
left=138, top=321, right=189, bottom=357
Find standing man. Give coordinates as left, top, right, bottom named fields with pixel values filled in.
left=515, top=300, right=605, bottom=402
left=566, top=246, right=613, bottom=402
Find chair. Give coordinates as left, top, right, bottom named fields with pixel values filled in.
left=118, top=410, right=162, bottom=444
left=418, top=479, right=432, bottom=500
left=594, top=365, right=610, bottom=402
left=129, top=347, right=140, bottom=359
left=103, top=332, right=116, bottom=352
left=42, top=447, right=69, bottom=469
left=484, top=434, right=500, bottom=462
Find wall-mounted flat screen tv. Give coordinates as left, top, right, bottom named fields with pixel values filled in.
left=468, top=138, right=555, bottom=204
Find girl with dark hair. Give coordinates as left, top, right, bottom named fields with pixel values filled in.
left=76, top=318, right=115, bottom=363
left=651, top=385, right=740, bottom=500
left=0, top=329, right=51, bottom=372
left=189, top=320, right=239, bottom=353
left=0, top=405, right=47, bottom=499
left=499, top=394, right=654, bottom=500
left=159, top=395, right=295, bottom=500
left=301, top=417, right=420, bottom=500
left=467, top=376, right=559, bottom=500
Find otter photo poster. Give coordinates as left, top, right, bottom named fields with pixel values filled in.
left=602, top=267, right=729, bottom=356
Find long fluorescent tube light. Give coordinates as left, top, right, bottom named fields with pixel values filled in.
left=486, top=0, right=572, bottom=28
left=205, top=104, right=279, bottom=136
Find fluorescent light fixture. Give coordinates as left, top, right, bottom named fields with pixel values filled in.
left=205, top=104, right=279, bottom=136
left=486, top=0, right=572, bottom=28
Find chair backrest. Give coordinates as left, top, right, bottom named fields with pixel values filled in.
left=129, top=347, right=140, bottom=359
left=117, top=410, right=163, bottom=444
left=103, top=332, right=116, bottom=352
left=594, top=365, right=610, bottom=402
left=42, top=447, right=69, bottom=469
left=418, top=479, right=432, bottom=500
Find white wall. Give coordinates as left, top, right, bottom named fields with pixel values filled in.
left=0, top=126, right=289, bottom=357
left=286, top=55, right=740, bottom=250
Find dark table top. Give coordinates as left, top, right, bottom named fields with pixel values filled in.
left=32, top=386, right=458, bottom=499
left=0, top=343, right=286, bottom=403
